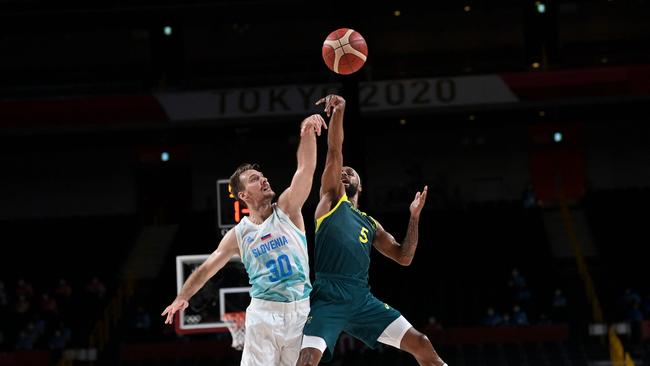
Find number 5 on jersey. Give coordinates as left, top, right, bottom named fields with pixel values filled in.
left=266, top=254, right=294, bottom=282
left=359, top=227, right=369, bottom=244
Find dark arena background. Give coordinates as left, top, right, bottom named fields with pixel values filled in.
left=1, top=0, right=650, bottom=365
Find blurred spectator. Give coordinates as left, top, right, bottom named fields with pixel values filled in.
left=483, top=307, right=503, bottom=327
left=537, top=313, right=551, bottom=325
left=85, top=276, right=106, bottom=300
left=51, top=321, right=72, bottom=346
left=643, top=294, right=650, bottom=318
left=627, top=302, right=644, bottom=323
left=513, top=305, right=529, bottom=326
left=48, top=329, right=68, bottom=350
left=501, top=313, right=511, bottom=326
left=15, top=294, right=31, bottom=315
left=15, top=330, right=34, bottom=350
left=551, top=288, right=568, bottom=323
left=40, top=293, right=58, bottom=315
left=523, top=183, right=538, bottom=208
left=627, top=301, right=644, bottom=346
left=620, top=288, right=642, bottom=320
left=16, top=278, right=34, bottom=298
left=54, top=278, right=72, bottom=302
left=509, top=268, right=532, bottom=305
left=552, top=288, right=567, bottom=307
left=33, top=316, right=47, bottom=336
left=623, top=288, right=641, bottom=307
left=130, top=306, right=152, bottom=340
left=15, top=322, right=41, bottom=350
left=515, top=285, right=532, bottom=304
left=508, top=268, right=527, bottom=289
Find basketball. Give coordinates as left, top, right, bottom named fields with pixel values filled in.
left=322, top=28, right=368, bottom=75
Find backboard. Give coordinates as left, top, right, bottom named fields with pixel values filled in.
left=175, top=254, right=251, bottom=334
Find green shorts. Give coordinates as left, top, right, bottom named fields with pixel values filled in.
left=302, top=274, right=401, bottom=362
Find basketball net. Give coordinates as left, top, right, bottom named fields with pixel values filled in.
left=222, top=311, right=246, bottom=350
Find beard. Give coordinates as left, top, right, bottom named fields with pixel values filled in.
left=344, top=183, right=358, bottom=198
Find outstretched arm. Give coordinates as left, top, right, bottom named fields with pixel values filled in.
left=278, top=114, right=327, bottom=230
left=315, top=95, right=346, bottom=217
left=373, top=186, right=428, bottom=266
left=161, top=229, right=239, bottom=324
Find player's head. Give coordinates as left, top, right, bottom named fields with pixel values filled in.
left=229, top=163, right=275, bottom=207
left=341, top=166, right=362, bottom=199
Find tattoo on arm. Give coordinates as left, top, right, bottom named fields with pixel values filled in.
left=400, top=216, right=419, bottom=260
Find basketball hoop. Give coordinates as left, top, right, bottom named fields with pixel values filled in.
left=222, top=311, right=246, bottom=350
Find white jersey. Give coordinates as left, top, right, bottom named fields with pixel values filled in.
left=234, top=204, right=311, bottom=302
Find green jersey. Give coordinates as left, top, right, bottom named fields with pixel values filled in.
left=314, top=194, right=379, bottom=283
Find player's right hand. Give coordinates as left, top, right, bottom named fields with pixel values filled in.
left=409, top=185, right=429, bottom=219
left=315, top=94, right=346, bottom=118
left=161, top=298, right=189, bottom=324
left=301, top=114, right=328, bottom=137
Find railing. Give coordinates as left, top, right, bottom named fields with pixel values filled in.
left=559, top=197, right=635, bottom=366
left=559, top=198, right=604, bottom=323
left=609, top=326, right=635, bottom=366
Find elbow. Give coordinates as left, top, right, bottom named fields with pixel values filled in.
left=398, top=256, right=413, bottom=266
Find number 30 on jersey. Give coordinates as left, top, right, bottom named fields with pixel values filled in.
left=266, top=254, right=294, bottom=282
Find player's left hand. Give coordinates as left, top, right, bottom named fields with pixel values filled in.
left=301, top=114, right=328, bottom=137
left=315, top=94, right=346, bottom=118
left=161, top=298, right=189, bottom=325
left=409, top=185, right=428, bottom=219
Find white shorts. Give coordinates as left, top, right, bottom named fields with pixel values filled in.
left=301, top=315, right=413, bottom=352
left=241, top=297, right=310, bottom=366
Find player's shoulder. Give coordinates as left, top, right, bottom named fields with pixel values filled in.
left=363, top=212, right=380, bottom=230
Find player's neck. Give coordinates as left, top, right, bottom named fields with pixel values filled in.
left=348, top=195, right=359, bottom=208
left=247, top=200, right=273, bottom=224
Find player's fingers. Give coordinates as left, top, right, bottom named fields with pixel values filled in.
left=328, top=103, right=336, bottom=116
left=315, top=97, right=326, bottom=105
left=306, top=119, right=319, bottom=135
left=320, top=115, right=328, bottom=129
left=414, top=191, right=421, bottom=201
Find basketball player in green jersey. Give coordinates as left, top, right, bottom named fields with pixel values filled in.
left=297, top=95, right=447, bottom=366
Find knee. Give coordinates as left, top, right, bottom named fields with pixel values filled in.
left=414, top=333, right=433, bottom=350
left=402, top=331, right=434, bottom=358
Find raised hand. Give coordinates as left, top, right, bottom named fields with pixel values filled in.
left=161, top=298, right=189, bottom=325
left=315, top=94, right=346, bottom=118
left=409, top=186, right=428, bottom=219
left=300, top=114, right=328, bottom=137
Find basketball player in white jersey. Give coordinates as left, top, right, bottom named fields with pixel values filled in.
left=162, top=113, right=327, bottom=366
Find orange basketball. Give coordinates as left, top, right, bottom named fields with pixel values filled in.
left=322, top=28, right=368, bottom=75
